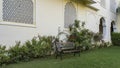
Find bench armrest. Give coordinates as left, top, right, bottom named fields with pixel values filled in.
left=53, top=42, right=62, bottom=52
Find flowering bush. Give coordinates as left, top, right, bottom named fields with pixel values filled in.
left=68, top=20, right=103, bottom=50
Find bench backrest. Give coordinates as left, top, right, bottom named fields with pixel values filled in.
left=54, top=42, right=75, bottom=52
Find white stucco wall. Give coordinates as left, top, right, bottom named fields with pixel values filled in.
left=0, top=0, right=117, bottom=47
left=116, top=0, right=120, bottom=32
left=0, top=0, right=65, bottom=47
left=117, top=13, right=120, bottom=32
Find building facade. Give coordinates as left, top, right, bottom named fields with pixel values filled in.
left=0, top=0, right=117, bottom=47
left=117, top=0, right=120, bottom=32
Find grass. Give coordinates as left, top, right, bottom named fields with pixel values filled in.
left=3, top=46, right=120, bottom=68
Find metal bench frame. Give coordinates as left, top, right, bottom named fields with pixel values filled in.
left=54, top=42, right=80, bottom=60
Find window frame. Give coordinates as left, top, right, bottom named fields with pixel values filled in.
left=0, top=0, right=36, bottom=28
left=64, top=2, right=77, bottom=28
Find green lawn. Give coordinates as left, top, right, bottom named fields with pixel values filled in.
left=3, top=46, right=120, bottom=68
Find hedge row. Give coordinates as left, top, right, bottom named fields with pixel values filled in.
left=0, top=36, right=54, bottom=66
left=111, top=33, right=120, bottom=46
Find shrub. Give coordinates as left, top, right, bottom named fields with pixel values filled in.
left=68, top=20, right=95, bottom=50
left=93, top=33, right=102, bottom=42
left=0, top=45, right=10, bottom=66
left=8, top=41, right=24, bottom=63
left=67, top=20, right=108, bottom=50
left=111, top=33, right=120, bottom=46
left=7, top=36, right=54, bottom=64
left=32, top=36, right=52, bottom=58
left=0, top=36, right=54, bottom=66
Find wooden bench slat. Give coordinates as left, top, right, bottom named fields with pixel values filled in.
left=54, top=42, right=81, bottom=60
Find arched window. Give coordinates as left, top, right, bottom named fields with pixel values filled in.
left=99, top=19, right=103, bottom=34
left=64, top=2, right=77, bottom=28
left=3, top=0, right=33, bottom=24
left=111, top=21, right=116, bottom=33
left=99, top=17, right=106, bottom=39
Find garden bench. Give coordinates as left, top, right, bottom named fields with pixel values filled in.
left=54, top=42, right=80, bottom=60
